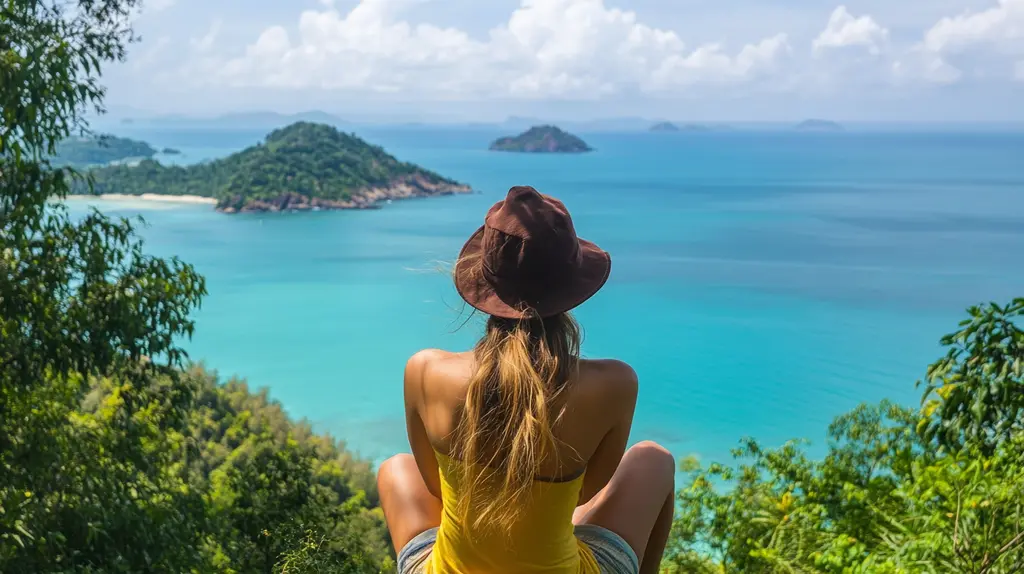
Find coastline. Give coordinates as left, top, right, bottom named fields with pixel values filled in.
left=217, top=179, right=473, bottom=213
left=67, top=193, right=217, bottom=205
left=65, top=179, right=472, bottom=214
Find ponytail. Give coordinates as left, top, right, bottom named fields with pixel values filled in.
left=453, top=313, right=581, bottom=535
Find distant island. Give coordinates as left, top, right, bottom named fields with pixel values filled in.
left=680, top=124, right=718, bottom=132
left=650, top=122, right=720, bottom=133
left=53, top=135, right=157, bottom=167
left=650, top=122, right=680, bottom=132
left=162, top=147, right=181, bottom=155
left=489, top=125, right=592, bottom=153
left=795, top=119, right=844, bottom=132
left=75, top=122, right=472, bottom=213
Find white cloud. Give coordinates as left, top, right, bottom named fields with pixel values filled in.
left=910, top=0, right=1024, bottom=82
left=648, top=34, right=791, bottom=89
left=923, top=0, right=1024, bottom=54
left=813, top=6, right=889, bottom=56
left=203, top=0, right=791, bottom=99
left=892, top=52, right=963, bottom=85
left=152, top=0, right=1024, bottom=108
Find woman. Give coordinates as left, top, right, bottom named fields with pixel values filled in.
left=378, top=186, right=675, bottom=574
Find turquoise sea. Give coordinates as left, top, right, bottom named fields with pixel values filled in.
left=68, top=126, right=1024, bottom=465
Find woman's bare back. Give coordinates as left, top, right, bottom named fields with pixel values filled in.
left=378, top=187, right=675, bottom=574
left=405, top=349, right=640, bottom=501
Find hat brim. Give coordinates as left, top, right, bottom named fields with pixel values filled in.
left=454, top=226, right=611, bottom=320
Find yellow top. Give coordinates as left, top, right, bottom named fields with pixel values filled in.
left=426, top=450, right=600, bottom=574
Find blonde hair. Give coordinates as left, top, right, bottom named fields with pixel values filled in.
left=453, top=311, right=582, bottom=535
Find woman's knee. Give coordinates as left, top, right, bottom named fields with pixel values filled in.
left=377, top=453, right=417, bottom=493
left=623, top=441, right=675, bottom=487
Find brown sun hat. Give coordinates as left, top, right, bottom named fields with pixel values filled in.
left=454, top=186, right=611, bottom=320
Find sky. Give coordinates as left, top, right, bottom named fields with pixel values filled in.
left=103, top=0, right=1024, bottom=122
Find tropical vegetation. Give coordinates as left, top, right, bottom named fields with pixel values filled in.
left=489, top=125, right=593, bottom=153
left=665, top=299, right=1024, bottom=573
left=1, top=0, right=390, bottom=572
left=77, top=122, right=467, bottom=212
left=53, top=134, right=157, bottom=167
left=3, top=0, right=1022, bottom=573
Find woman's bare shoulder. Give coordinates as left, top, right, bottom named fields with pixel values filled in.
left=406, top=348, right=468, bottom=372
left=578, top=358, right=639, bottom=399
left=405, top=349, right=474, bottom=397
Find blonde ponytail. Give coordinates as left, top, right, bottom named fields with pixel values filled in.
left=453, top=313, right=581, bottom=535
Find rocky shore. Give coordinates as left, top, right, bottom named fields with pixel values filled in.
left=216, top=174, right=472, bottom=214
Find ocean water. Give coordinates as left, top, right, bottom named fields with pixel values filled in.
left=67, top=126, right=1024, bottom=465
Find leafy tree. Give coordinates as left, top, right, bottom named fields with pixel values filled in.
left=919, top=299, right=1024, bottom=455
left=2, top=0, right=206, bottom=570
left=185, top=367, right=392, bottom=573
left=1, top=2, right=392, bottom=572
left=665, top=299, right=1024, bottom=573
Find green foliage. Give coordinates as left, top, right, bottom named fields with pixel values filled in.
left=3, top=0, right=204, bottom=569
left=53, top=134, right=157, bottom=167
left=489, top=125, right=593, bottom=153
left=185, top=366, right=392, bottom=573
left=920, top=299, right=1024, bottom=455
left=666, top=300, right=1024, bottom=574
left=77, top=122, right=463, bottom=211
left=2, top=2, right=391, bottom=572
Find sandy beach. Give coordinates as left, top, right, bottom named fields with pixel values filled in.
left=67, top=193, right=217, bottom=205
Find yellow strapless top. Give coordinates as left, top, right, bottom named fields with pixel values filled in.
left=426, top=450, right=599, bottom=574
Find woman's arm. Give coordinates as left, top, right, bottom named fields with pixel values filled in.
left=404, top=350, right=443, bottom=499
left=577, top=361, right=639, bottom=505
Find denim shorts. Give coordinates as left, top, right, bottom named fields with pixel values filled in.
left=396, top=524, right=639, bottom=574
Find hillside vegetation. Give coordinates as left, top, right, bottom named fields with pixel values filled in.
left=53, top=134, right=157, bottom=166
left=80, top=122, right=470, bottom=212
left=3, top=2, right=391, bottom=572
left=489, top=125, right=593, bottom=153
left=3, top=1, right=1022, bottom=573
left=666, top=300, right=1024, bottom=573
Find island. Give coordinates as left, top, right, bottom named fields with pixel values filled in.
left=650, top=122, right=720, bottom=133
left=681, top=124, right=719, bottom=132
left=650, top=122, right=680, bottom=132
left=75, top=122, right=472, bottom=213
left=795, top=119, right=844, bottom=132
left=489, top=125, right=592, bottom=153
left=53, top=134, right=158, bottom=167
left=162, top=147, right=182, bottom=155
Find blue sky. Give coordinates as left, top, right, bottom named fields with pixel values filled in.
left=104, top=0, right=1024, bottom=121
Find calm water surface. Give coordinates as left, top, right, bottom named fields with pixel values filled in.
left=69, top=125, right=1024, bottom=464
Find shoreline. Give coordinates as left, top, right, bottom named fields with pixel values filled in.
left=67, top=193, right=217, bottom=205
left=217, top=181, right=473, bottom=214
left=66, top=181, right=472, bottom=214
